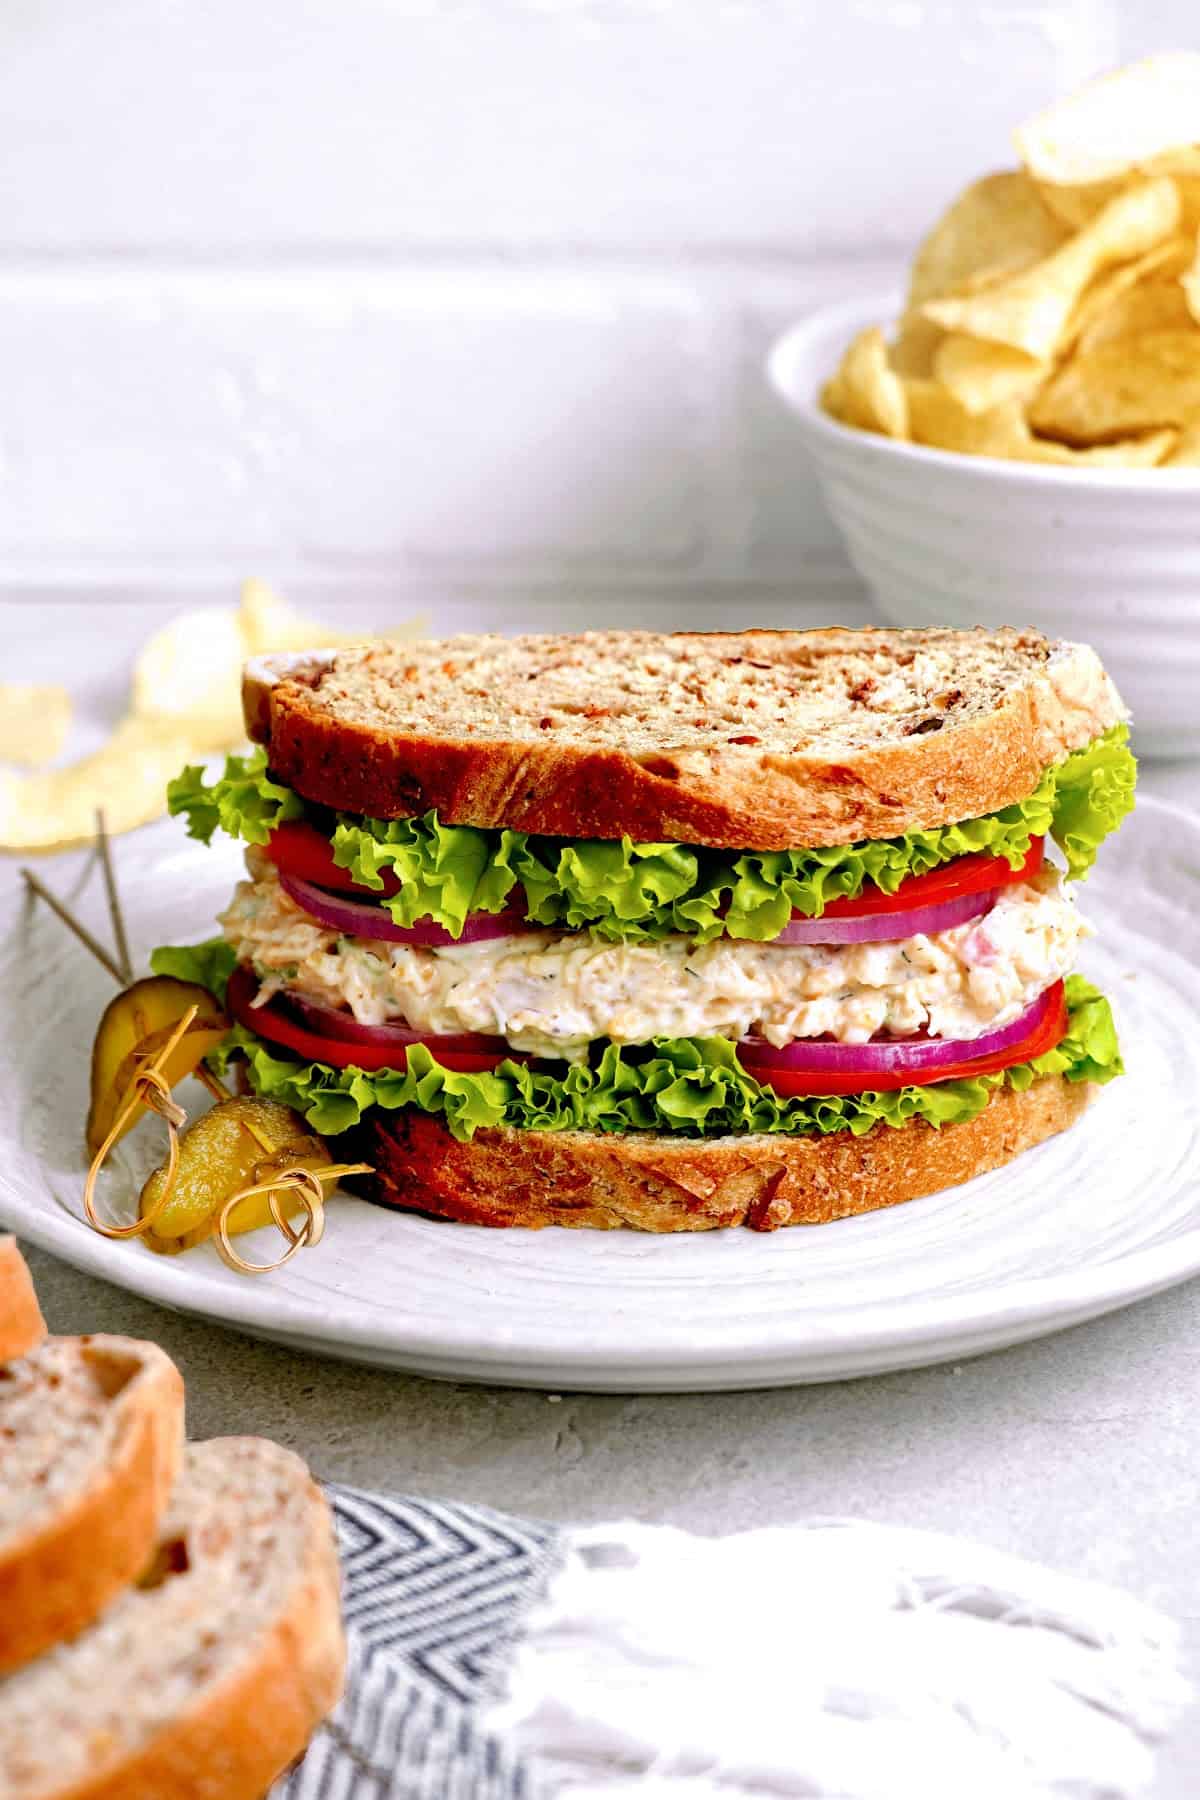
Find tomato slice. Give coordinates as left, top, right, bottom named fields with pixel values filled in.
left=820, top=837, right=1044, bottom=919
left=753, top=980, right=1068, bottom=1097
left=226, top=966, right=514, bottom=1074
left=265, top=822, right=402, bottom=898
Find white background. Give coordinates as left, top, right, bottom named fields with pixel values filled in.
left=0, top=0, right=1192, bottom=628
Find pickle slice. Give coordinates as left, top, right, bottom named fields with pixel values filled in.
left=139, top=1097, right=331, bottom=1254
left=86, top=976, right=228, bottom=1158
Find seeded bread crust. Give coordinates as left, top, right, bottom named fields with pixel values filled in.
left=355, top=1075, right=1092, bottom=1232
left=243, top=627, right=1126, bottom=850
left=0, top=1239, right=45, bottom=1363
left=0, top=1438, right=344, bottom=1800
left=0, top=1336, right=184, bottom=1677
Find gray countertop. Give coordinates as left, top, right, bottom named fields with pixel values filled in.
left=4, top=607, right=1198, bottom=1794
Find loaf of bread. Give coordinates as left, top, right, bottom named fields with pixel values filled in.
left=0, top=1437, right=345, bottom=1800
left=0, top=1335, right=184, bottom=1676
left=0, top=1239, right=44, bottom=1363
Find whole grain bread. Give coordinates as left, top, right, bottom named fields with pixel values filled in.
left=0, top=1240, right=44, bottom=1363
left=243, top=627, right=1126, bottom=849
left=0, top=1336, right=184, bottom=1677
left=355, top=1074, right=1092, bottom=1231
left=0, top=1436, right=345, bottom=1800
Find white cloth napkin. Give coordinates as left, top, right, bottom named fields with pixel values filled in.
left=282, top=1492, right=1189, bottom=1798
left=494, top=1519, right=1190, bottom=1799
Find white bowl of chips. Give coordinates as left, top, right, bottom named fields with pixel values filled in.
left=768, top=54, right=1200, bottom=759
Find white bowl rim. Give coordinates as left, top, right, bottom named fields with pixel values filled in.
left=767, top=291, right=1200, bottom=490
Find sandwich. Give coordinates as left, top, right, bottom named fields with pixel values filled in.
left=153, top=626, right=1134, bottom=1231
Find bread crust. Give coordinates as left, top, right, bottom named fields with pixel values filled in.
left=0, top=1337, right=184, bottom=1677
left=3, top=1440, right=345, bottom=1800
left=0, top=1238, right=45, bottom=1363
left=52, top=1448, right=344, bottom=1800
left=356, top=1076, right=1093, bottom=1231
left=245, top=628, right=1126, bottom=850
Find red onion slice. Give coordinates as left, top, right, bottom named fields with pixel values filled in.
left=278, top=870, right=534, bottom=947
left=737, top=984, right=1056, bottom=1076
left=771, top=887, right=997, bottom=945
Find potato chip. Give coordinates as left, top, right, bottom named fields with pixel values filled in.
left=1180, top=235, right=1200, bottom=327
left=821, top=328, right=908, bottom=439
left=888, top=314, right=943, bottom=379
left=0, top=716, right=197, bottom=852
left=933, top=335, right=1045, bottom=415
left=907, top=380, right=1174, bottom=466
left=0, top=685, right=71, bottom=768
left=1162, top=421, right=1200, bottom=466
left=921, top=177, right=1180, bottom=359
left=1073, top=271, right=1193, bottom=357
left=905, top=172, right=1066, bottom=314
left=1063, top=237, right=1192, bottom=353
left=3, top=582, right=424, bottom=853
left=1015, top=53, right=1200, bottom=188
left=1034, top=174, right=1124, bottom=231
left=1028, top=330, right=1200, bottom=444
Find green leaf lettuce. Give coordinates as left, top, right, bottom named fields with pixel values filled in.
left=166, top=726, right=1136, bottom=943
left=187, top=974, right=1121, bottom=1142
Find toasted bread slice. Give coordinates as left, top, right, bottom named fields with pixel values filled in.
left=0, top=1240, right=45, bottom=1363
left=0, top=1336, right=184, bottom=1677
left=356, top=1074, right=1092, bottom=1231
left=0, top=1437, right=345, bottom=1800
left=243, top=627, right=1125, bottom=849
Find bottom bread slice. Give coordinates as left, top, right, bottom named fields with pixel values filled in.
left=0, top=1240, right=45, bottom=1363
left=356, top=1075, right=1093, bottom=1232
left=0, top=1437, right=345, bottom=1800
left=0, top=1336, right=184, bottom=1677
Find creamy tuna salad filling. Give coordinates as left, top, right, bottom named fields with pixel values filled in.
left=221, top=854, right=1088, bottom=1063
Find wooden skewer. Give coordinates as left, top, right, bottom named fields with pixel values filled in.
left=94, top=808, right=133, bottom=985
left=20, top=868, right=128, bottom=987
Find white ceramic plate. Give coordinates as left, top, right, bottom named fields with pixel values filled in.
left=1, top=799, right=1197, bottom=1393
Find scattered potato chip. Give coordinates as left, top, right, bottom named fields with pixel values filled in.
left=921, top=178, right=1180, bottom=359
left=821, top=327, right=908, bottom=438
left=907, top=381, right=1174, bottom=466
left=0, top=716, right=198, bottom=852
left=130, top=579, right=421, bottom=755
left=1015, top=53, right=1200, bottom=188
left=1028, top=330, right=1200, bottom=444
left=904, top=172, right=1066, bottom=314
left=3, top=582, right=423, bottom=854
left=933, top=335, right=1045, bottom=415
left=0, top=685, right=71, bottom=768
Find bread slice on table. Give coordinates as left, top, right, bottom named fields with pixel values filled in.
left=359, top=1075, right=1093, bottom=1232
left=243, top=626, right=1125, bottom=848
left=0, top=1336, right=184, bottom=1676
left=0, top=1240, right=45, bottom=1363
left=0, top=1438, right=345, bottom=1800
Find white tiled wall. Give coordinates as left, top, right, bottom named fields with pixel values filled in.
left=0, top=0, right=1174, bottom=628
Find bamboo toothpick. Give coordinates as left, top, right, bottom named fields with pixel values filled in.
left=94, top=808, right=133, bottom=985
left=20, top=868, right=128, bottom=986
